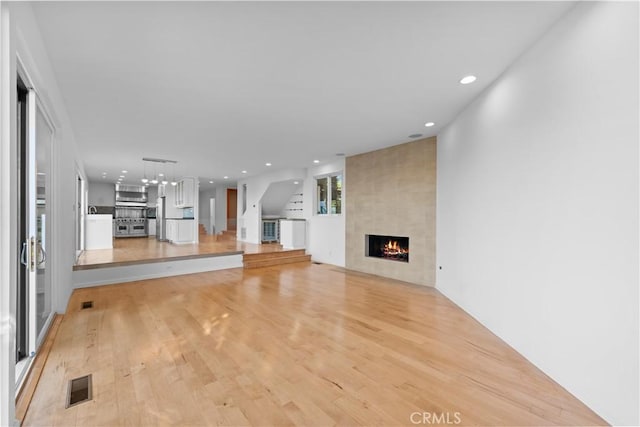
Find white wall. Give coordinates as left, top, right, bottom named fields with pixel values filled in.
left=436, top=2, right=638, bottom=425
left=279, top=184, right=304, bottom=219
left=261, top=181, right=299, bottom=216
left=87, top=180, right=114, bottom=206
left=0, top=3, right=87, bottom=425
left=303, top=159, right=345, bottom=266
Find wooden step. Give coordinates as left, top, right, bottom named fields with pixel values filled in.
left=243, top=254, right=311, bottom=269
left=243, top=249, right=309, bottom=269
left=243, top=249, right=303, bottom=262
left=199, top=224, right=207, bottom=235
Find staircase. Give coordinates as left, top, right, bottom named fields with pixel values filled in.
left=217, top=230, right=237, bottom=241
left=243, top=249, right=311, bottom=269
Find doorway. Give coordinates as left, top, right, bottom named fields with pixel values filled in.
left=209, top=198, right=216, bottom=235
left=227, top=188, right=237, bottom=231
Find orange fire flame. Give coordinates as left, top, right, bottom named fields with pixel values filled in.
left=383, top=240, right=408, bottom=256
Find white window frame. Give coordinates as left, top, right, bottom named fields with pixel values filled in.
left=315, top=172, right=343, bottom=216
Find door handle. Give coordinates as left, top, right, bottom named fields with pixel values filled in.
left=29, top=237, right=36, bottom=272
left=37, top=241, right=46, bottom=266
left=20, top=242, right=28, bottom=266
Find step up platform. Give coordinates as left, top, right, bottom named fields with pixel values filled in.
left=73, top=237, right=310, bottom=287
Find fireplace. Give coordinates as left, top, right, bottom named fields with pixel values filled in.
left=366, top=234, right=409, bottom=262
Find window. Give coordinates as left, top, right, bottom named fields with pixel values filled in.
left=316, top=173, right=342, bottom=215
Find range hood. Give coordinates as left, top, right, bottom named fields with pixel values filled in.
left=115, top=184, right=148, bottom=206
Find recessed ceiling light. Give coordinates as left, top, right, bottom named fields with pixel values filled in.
left=460, top=75, right=477, bottom=84
left=102, top=172, right=107, bottom=175
left=119, top=175, right=125, bottom=178
left=409, top=133, right=423, bottom=138
left=209, top=180, right=214, bottom=184
left=223, top=176, right=228, bottom=179
left=150, top=179, right=158, bottom=184
left=158, top=173, right=164, bottom=177
left=424, top=122, right=435, bottom=127
left=102, top=176, right=106, bottom=179
left=294, top=181, right=299, bottom=185
left=242, top=170, right=247, bottom=174
left=141, top=178, right=149, bottom=183
left=265, top=162, right=272, bottom=166
left=313, top=160, right=320, bottom=164
left=121, top=170, right=127, bottom=174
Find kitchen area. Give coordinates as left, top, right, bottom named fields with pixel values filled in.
left=85, top=177, right=198, bottom=250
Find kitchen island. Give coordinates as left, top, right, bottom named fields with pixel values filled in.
left=86, top=214, right=113, bottom=249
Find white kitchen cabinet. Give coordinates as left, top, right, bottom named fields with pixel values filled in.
left=174, top=177, right=195, bottom=208
left=174, top=182, right=182, bottom=207
left=148, top=219, right=156, bottom=236
left=166, top=219, right=175, bottom=241
left=166, top=219, right=195, bottom=244
left=178, top=220, right=195, bottom=243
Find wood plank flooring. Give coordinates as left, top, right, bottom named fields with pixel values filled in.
left=23, top=264, right=606, bottom=426
left=15, top=314, right=63, bottom=422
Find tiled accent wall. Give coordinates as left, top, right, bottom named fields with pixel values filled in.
left=346, top=137, right=436, bottom=286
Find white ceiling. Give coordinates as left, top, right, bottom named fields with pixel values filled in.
left=31, top=1, right=574, bottom=189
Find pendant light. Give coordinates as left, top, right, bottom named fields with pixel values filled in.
left=150, top=163, right=158, bottom=185
left=161, top=163, right=169, bottom=185
left=141, top=160, right=149, bottom=183
left=170, top=163, right=178, bottom=186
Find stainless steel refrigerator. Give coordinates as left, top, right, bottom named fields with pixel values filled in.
left=156, top=196, right=167, bottom=241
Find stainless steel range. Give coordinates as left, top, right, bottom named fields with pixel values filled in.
left=114, top=183, right=148, bottom=238
left=114, top=218, right=147, bottom=238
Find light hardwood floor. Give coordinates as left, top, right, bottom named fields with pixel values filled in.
left=24, top=264, right=606, bottom=426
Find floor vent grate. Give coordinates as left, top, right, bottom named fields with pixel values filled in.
left=81, top=301, right=93, bottom=310
left=66, top=374, right=92, bottom=408
left=312, top=262, right=322, bottom=265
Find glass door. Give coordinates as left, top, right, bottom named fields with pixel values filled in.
left=35, top=95, right=53, bottom=341
left=16, top=75, right=54, bottom=364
